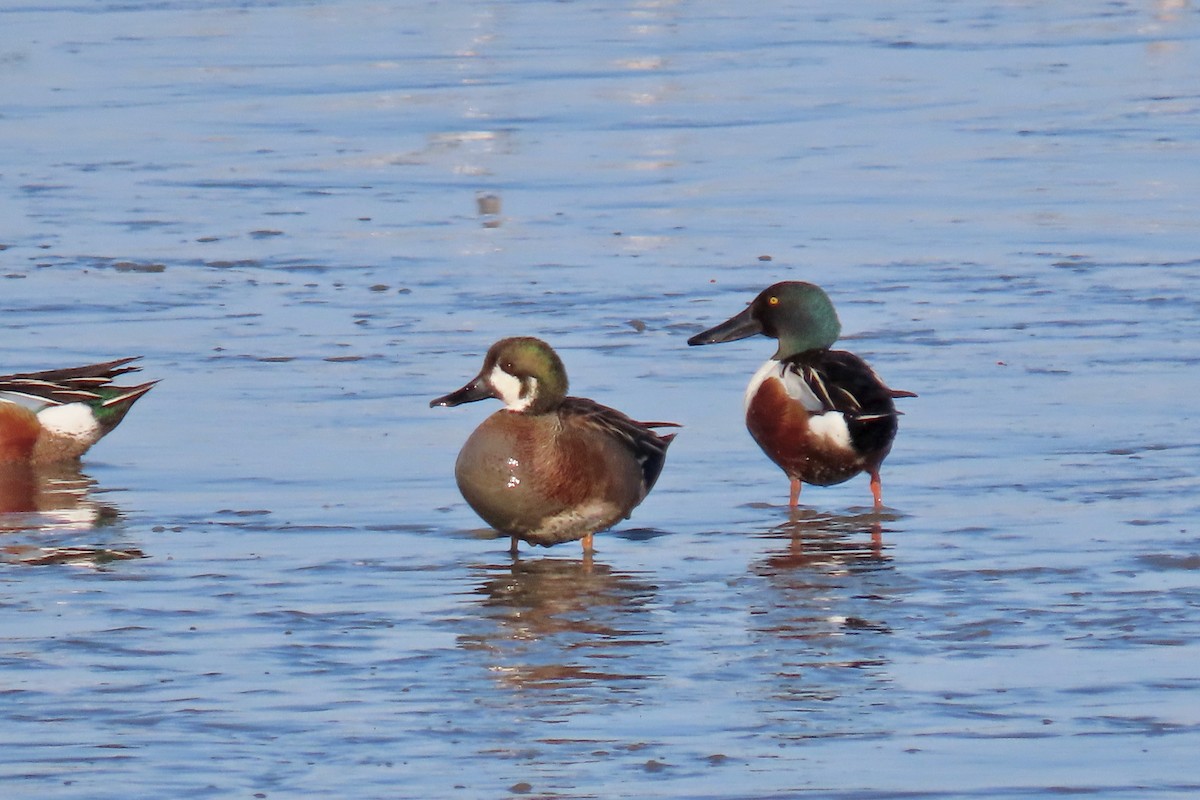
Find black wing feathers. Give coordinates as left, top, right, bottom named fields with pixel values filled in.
left=0, top=358, right=145, bottom=405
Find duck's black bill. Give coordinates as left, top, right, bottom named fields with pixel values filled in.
left=430, top=377, right=494, bottom=408
left=687, top=306, right=763, bottom=346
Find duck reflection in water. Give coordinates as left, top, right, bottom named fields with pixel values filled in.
left=458, top=555, right=661, bottom=695
left=0, top=462, right=143, bottom=566
left=756, top=506, right=890, bottom=574
left=751, top=507, right=896, bottom=644
left=740, top=508, right=898, bottom=729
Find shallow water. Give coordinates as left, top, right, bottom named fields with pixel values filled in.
left=3, top=1, right=1200, bottom=798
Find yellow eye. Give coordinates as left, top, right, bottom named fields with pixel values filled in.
left=768, top=296, right=779, bottom=306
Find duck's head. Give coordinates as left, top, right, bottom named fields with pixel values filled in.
left=430, top=336, right=568, bottom=414
left=687, top=281, right=841, bottom=360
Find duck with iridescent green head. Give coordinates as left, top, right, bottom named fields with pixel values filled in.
left=688, top=282, right=915, bottom=509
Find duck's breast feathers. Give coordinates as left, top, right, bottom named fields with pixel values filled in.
left=558, top=397, right=678, bottom=492
left=746, top=359, right=824, bottom=415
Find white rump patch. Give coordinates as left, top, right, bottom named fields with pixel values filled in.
left=808, top=411, right=852, bottom=449
left=37, top=403, right=101, bottom=443
left=744, top=360, right=823, bottom=413
left=489, top=365, right=535, bottom=411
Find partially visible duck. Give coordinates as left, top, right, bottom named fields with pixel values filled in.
left=0, top=358, right=156, bottom=464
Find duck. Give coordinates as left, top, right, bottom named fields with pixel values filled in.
left=431, top=337, right=677, bottom=553
left=0, top=357, right=156, bottom=464
left=687, top=282, right=914, bottom=509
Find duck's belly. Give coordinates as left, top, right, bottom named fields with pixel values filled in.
left=453, top=412, right=643, bottom=546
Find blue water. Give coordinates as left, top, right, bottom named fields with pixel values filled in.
left=3, top=1, right=1200, bottom=797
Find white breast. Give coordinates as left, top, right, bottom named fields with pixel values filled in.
left=744, top=360, right=824, bottom=414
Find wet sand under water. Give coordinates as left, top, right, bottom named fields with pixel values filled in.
left=2, top=1, right=1200, bottom=798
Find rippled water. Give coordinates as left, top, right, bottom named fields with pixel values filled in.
left=3, top=1, right=1200, bottom=798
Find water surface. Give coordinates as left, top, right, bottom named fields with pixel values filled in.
left=2, top=1, right=1199, bottom=797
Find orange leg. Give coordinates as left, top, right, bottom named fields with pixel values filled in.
left=789, top=477, right=802, bottom=508
left=581, top=532, right=594, bottom=553
left=869, top=469, right=883, bottom=510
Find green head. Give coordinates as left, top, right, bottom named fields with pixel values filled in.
left=430, top=336, right=569, bottom=414
left=687, top=281, right=842, bottom=360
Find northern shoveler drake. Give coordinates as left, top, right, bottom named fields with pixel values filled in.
left=430, top=336, right=678, bottom=554
left=687, top=282, right=915, bottom=509
left=0, top=358, right=157, bottom=464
